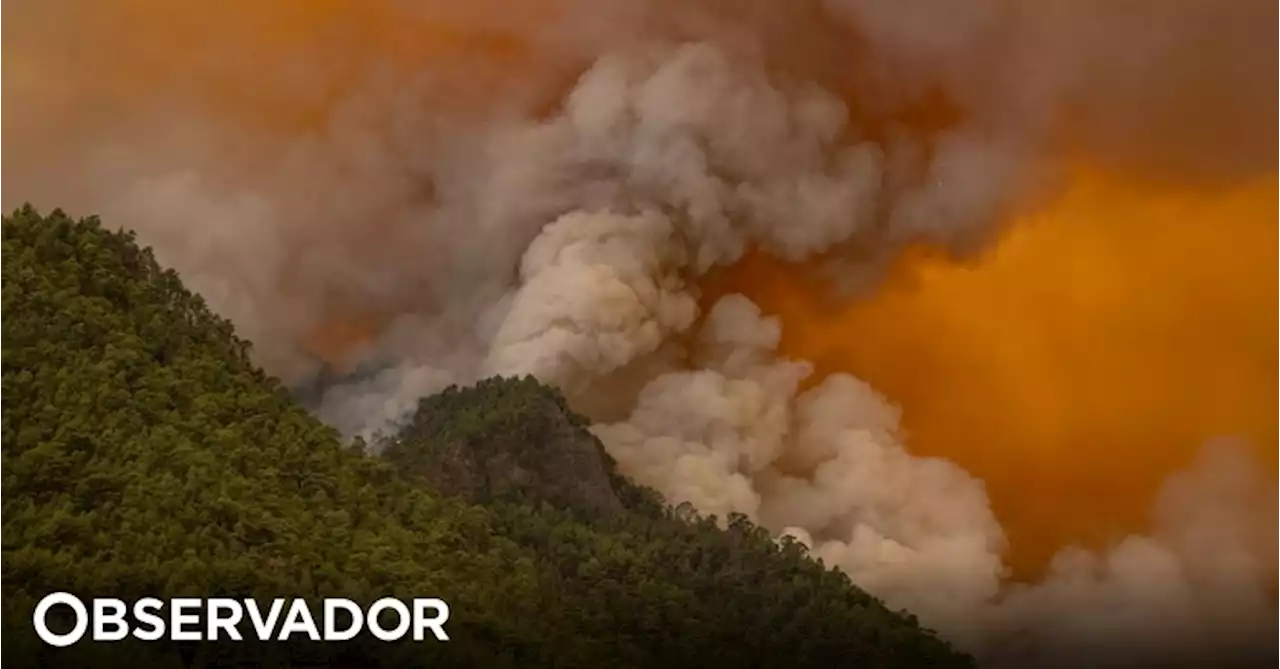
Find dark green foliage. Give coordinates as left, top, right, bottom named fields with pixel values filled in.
left=384, top=376, right=660, bottom=519
left=2, top=206, right=974, bottom=668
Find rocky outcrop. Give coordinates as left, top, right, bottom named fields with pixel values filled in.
left=385, top=376, right=626, bottom=518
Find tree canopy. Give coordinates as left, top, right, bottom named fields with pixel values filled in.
left=2, top=206, right=974, bottom=668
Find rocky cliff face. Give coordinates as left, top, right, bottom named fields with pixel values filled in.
left=384, top=376, right=626, bottom=518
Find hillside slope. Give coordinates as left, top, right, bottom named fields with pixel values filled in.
left=383, top=376, right=632, bottom=519
left=1, top=207, right=973, bottom=668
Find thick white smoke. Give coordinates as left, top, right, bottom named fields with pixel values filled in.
left=594, top=296, right=1007, bottom=642
left=982, top=441, right=1278, bottom=668
left=382, top=43, right=1272, bottom=663
left=4, top=1, right=1275, bottom=666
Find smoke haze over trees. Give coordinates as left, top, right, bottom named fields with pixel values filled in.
left=2, top=208, right=975, bottom=668
left=2, top=1, right=1276, bottom=667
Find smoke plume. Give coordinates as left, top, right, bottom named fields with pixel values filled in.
left=4, top=0, right=1276, bottom=665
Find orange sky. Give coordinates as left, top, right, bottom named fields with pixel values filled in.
left=707, top=171, right=1278, bottom=574
left=107, top=6, right=1275, bottom=577
left=5, top=0, right=1274, bottom=577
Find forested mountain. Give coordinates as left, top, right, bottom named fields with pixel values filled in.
left=1, top=207, right=974, bottom=668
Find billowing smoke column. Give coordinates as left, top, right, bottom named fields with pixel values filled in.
left=4, top=0, right=1276, bottom=666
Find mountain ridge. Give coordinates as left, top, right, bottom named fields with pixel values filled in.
left=1, top=206, right=973, bottom=668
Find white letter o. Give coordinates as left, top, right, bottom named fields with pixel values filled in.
left=366, top=598, right=410, bottom=641
left=34, top=592, right=89, bottom=647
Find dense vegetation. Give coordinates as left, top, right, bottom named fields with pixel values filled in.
left=1, top=207, right=974, bottom=668
left=383, top=375, right=657, bottom=518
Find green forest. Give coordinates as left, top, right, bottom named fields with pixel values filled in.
left=1, top=207, right=974, bottom=668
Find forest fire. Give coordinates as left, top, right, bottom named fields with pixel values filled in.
left=702, top=170, right=1278, bottom=576
left=5, top=0, right=1275, bottom=663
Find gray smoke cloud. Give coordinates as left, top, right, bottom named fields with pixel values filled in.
left=3, top=0, right=1275, bottom=665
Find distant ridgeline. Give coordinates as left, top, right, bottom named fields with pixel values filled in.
left=0, top=206, right=974, bottom=668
